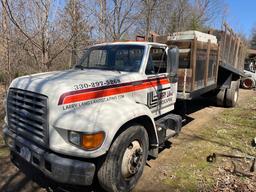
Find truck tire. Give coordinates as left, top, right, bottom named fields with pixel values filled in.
left=216, top=88, right=226, bottom=107
left=226, top=80, right=239, bottom=107
left=241, top=78, right=255, bottom=89
left=97, top=125, right=149, bottom=192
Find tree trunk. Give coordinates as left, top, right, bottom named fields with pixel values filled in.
left=69, top=0, right=78, bottom=67
left=145, top=0, right=150, bottom=39
left=2, top=0, right=11, bottom=87
left=100, top=0, right=107, bottom=41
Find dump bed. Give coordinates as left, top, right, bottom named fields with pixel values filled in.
left=213, top=23, right=246, bottom=74
left=155, top=25, right=246, bottom=99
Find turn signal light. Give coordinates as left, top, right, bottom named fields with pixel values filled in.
left=81, top=132, right=105, bottom=150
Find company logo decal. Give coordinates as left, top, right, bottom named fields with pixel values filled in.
left=58, top=77, right=170, bottom=105
left=147, top=87, right=173, bottom=109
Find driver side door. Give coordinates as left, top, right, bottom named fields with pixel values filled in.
left=143, top=46, right=177, bottom=117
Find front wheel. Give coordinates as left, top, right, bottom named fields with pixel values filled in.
left=97, top=125, right=149, bottom=192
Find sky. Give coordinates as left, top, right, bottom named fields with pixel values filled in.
left=224, top=0, right=256, bottom=38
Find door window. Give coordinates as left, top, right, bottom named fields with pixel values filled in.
left=146, top=47, right=167, bottom=75
left=89, top=49, right=107, bottom=67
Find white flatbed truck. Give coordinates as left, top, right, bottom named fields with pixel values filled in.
left=3, top=28, right=245, bottom=192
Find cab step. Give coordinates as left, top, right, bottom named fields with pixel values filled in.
left=155, top=114, right=182, bottom=144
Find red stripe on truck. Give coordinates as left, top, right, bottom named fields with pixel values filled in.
left=58, top=77, right=170, bottom=105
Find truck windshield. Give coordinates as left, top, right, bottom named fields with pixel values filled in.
left=75, top=45, right=145, bottom=72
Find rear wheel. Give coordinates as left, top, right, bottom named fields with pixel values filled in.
left=216, top=88, right=226, bottom=107
left=226, top=80, right=239, bottom=107
left=97, top=125, right=149, bottom=192
left=241, top=78, right=255, bottom=89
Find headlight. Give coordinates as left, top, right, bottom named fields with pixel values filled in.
left=69, top=131, right=81, bottom=145
left=69, top=131, right=105, bottom=150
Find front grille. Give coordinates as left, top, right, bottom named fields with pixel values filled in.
left=7, top=88, right=48, bottom=147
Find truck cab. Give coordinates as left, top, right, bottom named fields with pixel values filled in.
left=241, top=59, right=256, bottom=89
left=3, top=42, right=180, bottom=192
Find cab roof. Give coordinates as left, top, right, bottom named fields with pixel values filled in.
left=93, top=41, right=167, bottom=47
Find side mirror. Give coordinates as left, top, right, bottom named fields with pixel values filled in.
left=167, top=46, right=179, bottom=82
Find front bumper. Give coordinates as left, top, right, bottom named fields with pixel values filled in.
left=3, top=126, right=96, bottom=186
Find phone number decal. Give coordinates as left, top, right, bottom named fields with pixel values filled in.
left=74, top=79, right=121, bottom=90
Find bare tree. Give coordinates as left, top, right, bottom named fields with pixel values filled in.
left=1, top=0, right=74, bottom=71
left=0, top=0, right=227, bottom=86
left=62, top=0, right=92, bottom=67
left=110, top=0, right=141, bottom=40
left=99, top=0, right=107, bottom=41
left=92, top=0, right=141, bottom=40
left=251, top=25, right=256, bottom=49
left=141, top=0, right=158, bottom=38
left=136, top=0, right=224, bottom=36
left=189, top=0, right=223, bottom=30
left=137, top=0, right=190, bottom=36
left=1, top=0, right=11, bottom=86
left=166, top=0, right=190, bottom=33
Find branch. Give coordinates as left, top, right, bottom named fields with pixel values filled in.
left=1, top=0, right=42, bottom=50
left=46, top=34, right=75, bottom=67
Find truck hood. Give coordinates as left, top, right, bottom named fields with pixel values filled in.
left=9, top=69, right=133, bottom=102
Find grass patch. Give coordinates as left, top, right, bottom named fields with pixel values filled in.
left=201, top=105, right=256, bottom=156
left=163, top=142, right=218, bottom=191
left=163, top=94, right=256, bottom=191
left=0, top=146, right=9, bottom=158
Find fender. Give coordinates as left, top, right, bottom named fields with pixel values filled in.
left=50, top=97, right=158, bottom=158
left=94, top=99, right=159, bottom=156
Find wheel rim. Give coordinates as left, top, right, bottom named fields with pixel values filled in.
left=243, top=79, right=253, bottom=89
left=121, top=140, right=143, bottom=178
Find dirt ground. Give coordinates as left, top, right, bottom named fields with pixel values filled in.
left=0, top=88, right=255, bottom=192
left=135, top=89, right=256, bottom=192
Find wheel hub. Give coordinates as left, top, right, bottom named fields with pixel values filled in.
left=121, top=141, right=143, bottom=178
left=244, top=79, right=253, bottom=88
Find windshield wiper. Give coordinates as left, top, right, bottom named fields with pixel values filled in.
left=74, top=65, right=122, bottom=73
left=74, top=65, right=85, bottom=70
left=109, top=68, right=122, bottom=73
left=99, top=67, right=122, bottom=73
